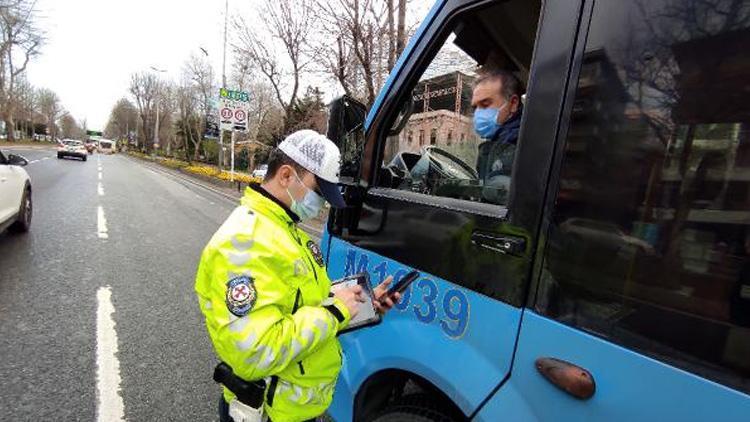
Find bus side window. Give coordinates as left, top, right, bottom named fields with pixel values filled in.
left=379, top=2, right=538, bottom=207
left=538, top=0, right=750, bottom=394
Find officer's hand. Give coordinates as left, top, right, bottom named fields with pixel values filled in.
left=334, top=285, right=365, bottom=318
left=373, top=276, right=401, bottom=315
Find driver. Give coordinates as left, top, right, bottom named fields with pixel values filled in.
left=471, top=68, right=524, bottom=203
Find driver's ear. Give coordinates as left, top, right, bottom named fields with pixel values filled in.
left=509, top=95, right=520, bottom=114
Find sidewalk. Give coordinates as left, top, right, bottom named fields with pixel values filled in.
left=0, top=142, right=57, bottom=150
left=126, top=153, right=327, bottom=238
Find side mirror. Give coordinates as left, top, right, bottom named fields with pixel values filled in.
left=327, top=95, right=367, bottom=184
left=7, top=154, right=28, bottom=166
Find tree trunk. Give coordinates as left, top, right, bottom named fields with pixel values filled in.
left=249, top=149, right=255, bottom=174
left=387, top=0, right=396, bottom=70
left=193, top=141, right=201, bottom=160
left=5, top=113, right=15, bottom=142
left=396, top=0, right=407, bottom=57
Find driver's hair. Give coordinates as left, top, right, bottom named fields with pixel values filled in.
left=264, top=148, right=308, bottom=182
left=475, top=68, right=524, bottom=101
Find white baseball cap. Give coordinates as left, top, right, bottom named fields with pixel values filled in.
left=278, top=130, right=346, bottom=208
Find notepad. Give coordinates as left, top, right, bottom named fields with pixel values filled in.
left=330, top=272, right=381, bottom=333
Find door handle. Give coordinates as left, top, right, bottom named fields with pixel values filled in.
left=470, top=231, right=526, bottom=255
left=535, top=357, right=596, bottom=400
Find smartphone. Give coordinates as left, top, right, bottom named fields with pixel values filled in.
left=389, top=270, right=420, bottom=297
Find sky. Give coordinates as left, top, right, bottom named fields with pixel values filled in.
left=27, top=0, right=230, bottom=130
left=26, top=0, right=434, bottom=131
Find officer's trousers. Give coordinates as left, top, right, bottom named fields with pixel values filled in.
left=218, top=395, right=318, bottom=422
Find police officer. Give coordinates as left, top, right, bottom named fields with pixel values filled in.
left=195, top=130, right=400, bottom=422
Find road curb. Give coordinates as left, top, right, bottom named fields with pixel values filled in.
left=1, top=144, right=57, bottom=150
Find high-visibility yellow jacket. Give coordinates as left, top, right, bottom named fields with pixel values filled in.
left=195, top=185, right=351, bottom=422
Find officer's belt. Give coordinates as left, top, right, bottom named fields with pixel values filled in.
left=213, top=362, right=266, bottom=408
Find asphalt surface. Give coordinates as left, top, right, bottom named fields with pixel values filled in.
left=0, top=147, right=306, bottom=420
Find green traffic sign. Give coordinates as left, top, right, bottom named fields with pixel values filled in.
left=219, top=88, right=250, bottom=102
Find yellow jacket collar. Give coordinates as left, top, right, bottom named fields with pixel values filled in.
left=242, top=184, right=300, bottom=225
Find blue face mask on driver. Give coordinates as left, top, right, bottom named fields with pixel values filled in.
left=473, top=101, right=508, bottom=139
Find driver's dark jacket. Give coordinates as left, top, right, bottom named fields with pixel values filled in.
left=476, top=107, right=523, bottom=181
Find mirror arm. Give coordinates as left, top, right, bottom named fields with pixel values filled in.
left=387, top=95, right=415, bottom=136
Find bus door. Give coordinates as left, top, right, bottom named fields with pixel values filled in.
left=323, top=0, right=583, bottom=419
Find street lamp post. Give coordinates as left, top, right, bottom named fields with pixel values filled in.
left=154, top=102, right=160, bottom=150
left=150, top=66, right=167, bottom=151
left=220, top=0, right=230, bottom=171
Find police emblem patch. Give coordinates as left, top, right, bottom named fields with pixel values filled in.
left=307, top=240, right=324, bottom=267
left=225, top=275, right=257, bottom=316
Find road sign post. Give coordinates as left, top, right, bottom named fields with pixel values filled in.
left=218, top=88, right=250, bottom=181
left=230, top=131, right=236, bottom=182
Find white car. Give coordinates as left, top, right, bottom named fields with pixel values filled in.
left=252, top=164, right=268, bottom=179
left=0, top=149, right=32, bottom=234
left=58, top=139, right=88, bottom=161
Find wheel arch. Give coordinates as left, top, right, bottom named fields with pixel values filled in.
left=353, top=368, right=469, bottom=422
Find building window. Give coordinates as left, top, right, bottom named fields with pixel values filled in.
left=419, top=130, right=425, bottom=146
left=407, top=131, right=413, bottom=144
left=430, top=128, right=437, bottom=145
left=447, top=131, right=453, bottom=146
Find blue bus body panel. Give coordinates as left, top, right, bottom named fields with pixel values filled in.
left=475, top=311, right=750, bottom=421
left=325, top=240, right=523, bottom=420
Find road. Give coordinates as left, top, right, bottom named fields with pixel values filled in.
left=0, top=147, right=318, bottom=420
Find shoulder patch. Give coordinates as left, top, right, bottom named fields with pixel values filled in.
left=307, top=240, right=324, bottom=267
left=225, top=275, right=257, bottom=316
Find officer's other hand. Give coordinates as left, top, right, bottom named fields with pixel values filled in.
left=334, top=285, right=365, bottom=318
left=373, top=276, right=401, bottom=315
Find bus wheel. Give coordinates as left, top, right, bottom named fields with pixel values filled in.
left=370, top=394, right=460, bottom=422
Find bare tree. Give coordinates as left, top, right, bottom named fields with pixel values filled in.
left=176, top=53, right=216, bottom=160
left=36, top=87, right=64, bottom=140
left=0, top=0, right=42, bottom=141
left=314, top=0, right=412, bottom=106
left=59, top=113, right=81, bottom=139
left=228, top=61, right=284, bottom=168
left=14, top=74, right=35, bottom=138
left=156, top=82, right=176, bottom=155
left=104, top=97, right=138, bottom=141
left=176, top=80, right=199, bottom=160
left=184, top=53, right=215, bottom=122
left=129, top=72, right=161, bottom=151
left=234, top=0, right=314, bottom=129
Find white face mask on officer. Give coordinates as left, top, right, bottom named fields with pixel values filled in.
left=286, top=170, right=325, bottom=221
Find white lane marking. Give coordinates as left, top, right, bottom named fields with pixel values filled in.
left=98, top=182, right=105, bottom=196
left=97, top=206, right=109, bottom=239
left=98, top=171, right=102, bottom=180
left=24, top=156, right=53, bottom=165
left=96, top=286, right=125, bottom=422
